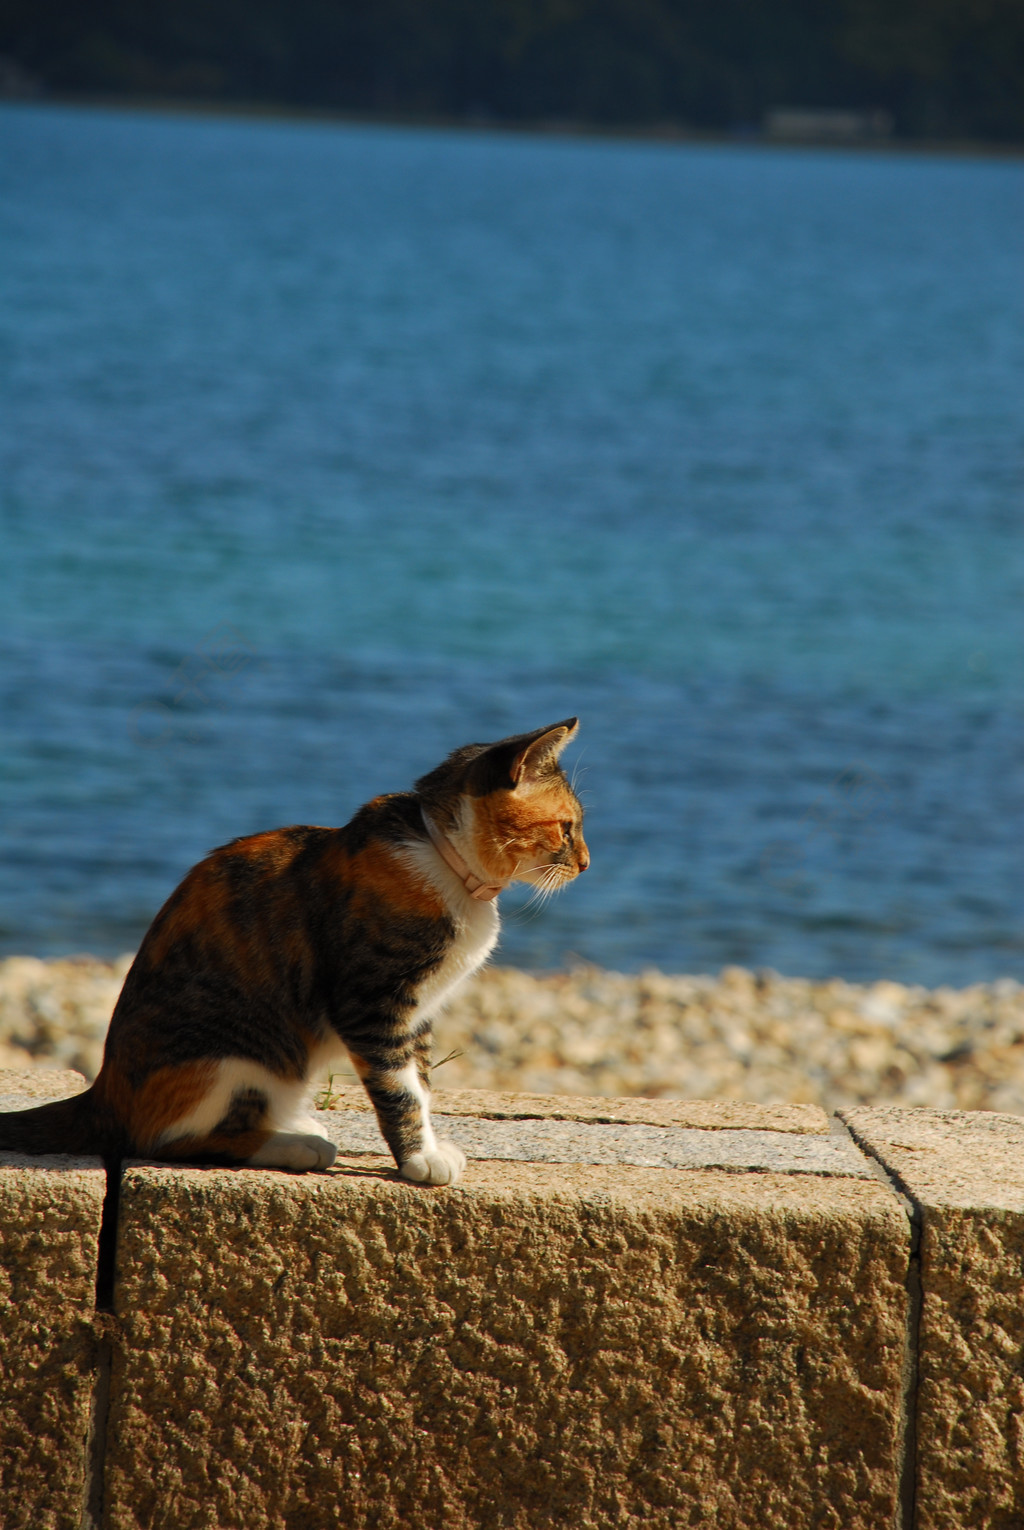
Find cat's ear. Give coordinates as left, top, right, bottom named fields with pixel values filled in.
left=508, top=717, right=579, bottom=787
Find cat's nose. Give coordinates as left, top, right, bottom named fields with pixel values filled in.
left=577, top=847, right=589, bottom=872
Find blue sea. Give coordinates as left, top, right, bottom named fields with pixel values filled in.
left=1, top=103, right=1022, bottom=984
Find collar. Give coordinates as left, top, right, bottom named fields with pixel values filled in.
left=421, top=812, right=505, bottom=902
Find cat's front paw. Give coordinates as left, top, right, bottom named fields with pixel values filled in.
left=400, top=1140, right=466, bottom=1186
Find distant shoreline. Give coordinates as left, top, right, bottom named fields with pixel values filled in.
left=9, top=92, right=1024, bottom=164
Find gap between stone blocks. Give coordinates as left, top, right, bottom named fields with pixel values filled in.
left=80, top=1158, right=122, bottom=1530
left=833, top=1111, right=923, bottom=1530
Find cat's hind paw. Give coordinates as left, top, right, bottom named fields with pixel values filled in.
left=247, top=1131, right=337, bottom=1172
left=400, top=1140, right=466, bottom=1186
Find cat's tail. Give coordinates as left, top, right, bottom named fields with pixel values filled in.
left=0, top=1087, right=108, bottom=1156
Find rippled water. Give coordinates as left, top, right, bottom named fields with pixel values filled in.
left=1, top=103, right=1022, bottom=982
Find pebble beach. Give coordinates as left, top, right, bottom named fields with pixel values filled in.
left=2, top=955, right=1022, bottom=1115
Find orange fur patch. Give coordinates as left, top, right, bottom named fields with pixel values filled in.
left=145, top=865, right=234, bottom=966
left=341, top=842, right=447, bottom=921
left=222, top=830, right=307, bottom=869
left=472, top=783, right=587, bottom=882
left=95, top=1057, right=274, bottom=1160
left=125, top=1060, right=218, bottom=1149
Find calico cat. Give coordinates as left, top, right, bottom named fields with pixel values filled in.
left=0, top=719, right=587, bottom=1185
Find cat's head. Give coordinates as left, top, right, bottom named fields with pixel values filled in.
left=415, top=718, right=588, bottom=893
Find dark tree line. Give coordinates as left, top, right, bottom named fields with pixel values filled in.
left=3, top=0, right=1023, bottom=141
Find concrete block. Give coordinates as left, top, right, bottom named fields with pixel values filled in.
left=107, top=1146, right=908, bottom=1529
left=842, top=1107, right=1024, bottom=1530
left=324, top=1085, right=831, bottom=1133
left=319, top=1108, right=871, bottom=1175
left=0, top=1071, right=105, bottom=1530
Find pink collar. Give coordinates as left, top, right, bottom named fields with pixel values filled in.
left=421, top=813, right=505, bottom=902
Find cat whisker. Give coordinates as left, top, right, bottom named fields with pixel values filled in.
left=519, top=884, right=550, bottom=915
left=520, top=864, right=569, bottom=914
left=514, top=885, right=561, bottom=923
left=513, top=861, right=574, bottom=924
left=569, top=757, right=588, bottom=795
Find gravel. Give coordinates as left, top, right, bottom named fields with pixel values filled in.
left=1, top=955, right=1022, bottom=1115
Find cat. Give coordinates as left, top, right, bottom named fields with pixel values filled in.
left=0, top=719, right=587, bottom=1185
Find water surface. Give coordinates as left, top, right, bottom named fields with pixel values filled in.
left=2, top=105, right=1022, bottom=982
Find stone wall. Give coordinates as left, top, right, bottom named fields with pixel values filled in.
left=1, top=1070, right=1021, bottom=1529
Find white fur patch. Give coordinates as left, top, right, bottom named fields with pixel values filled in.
left=399, top=832, right=500, bottom=1028
left=153, top=1051, right=343, bottom=1150
left=401, top=1140, right=466, bottom=1185
left=388, top=1059, right=467, bottom=1184
left=394, top=1057, right=437, bottom=1148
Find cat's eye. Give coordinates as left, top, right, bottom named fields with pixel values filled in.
left=562, top=821, right=574, bottom=841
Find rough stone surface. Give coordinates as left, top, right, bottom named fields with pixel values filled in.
left=106, top=1157, right=909, bottom=1530
left=0, top=1066, right=87, bottom=1106
left=0, top=1148, right=105, bottom=1530
left=323, top=1085, right=830, bottom=1134
left=842, top=1107, right=1024, bottom=1530
left=319, top=1110, right=872, bottom=1176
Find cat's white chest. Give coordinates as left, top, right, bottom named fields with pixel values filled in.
left=398, top=834, right=502, bottom=1024
left=411, top=896, right=499, bottom=1025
